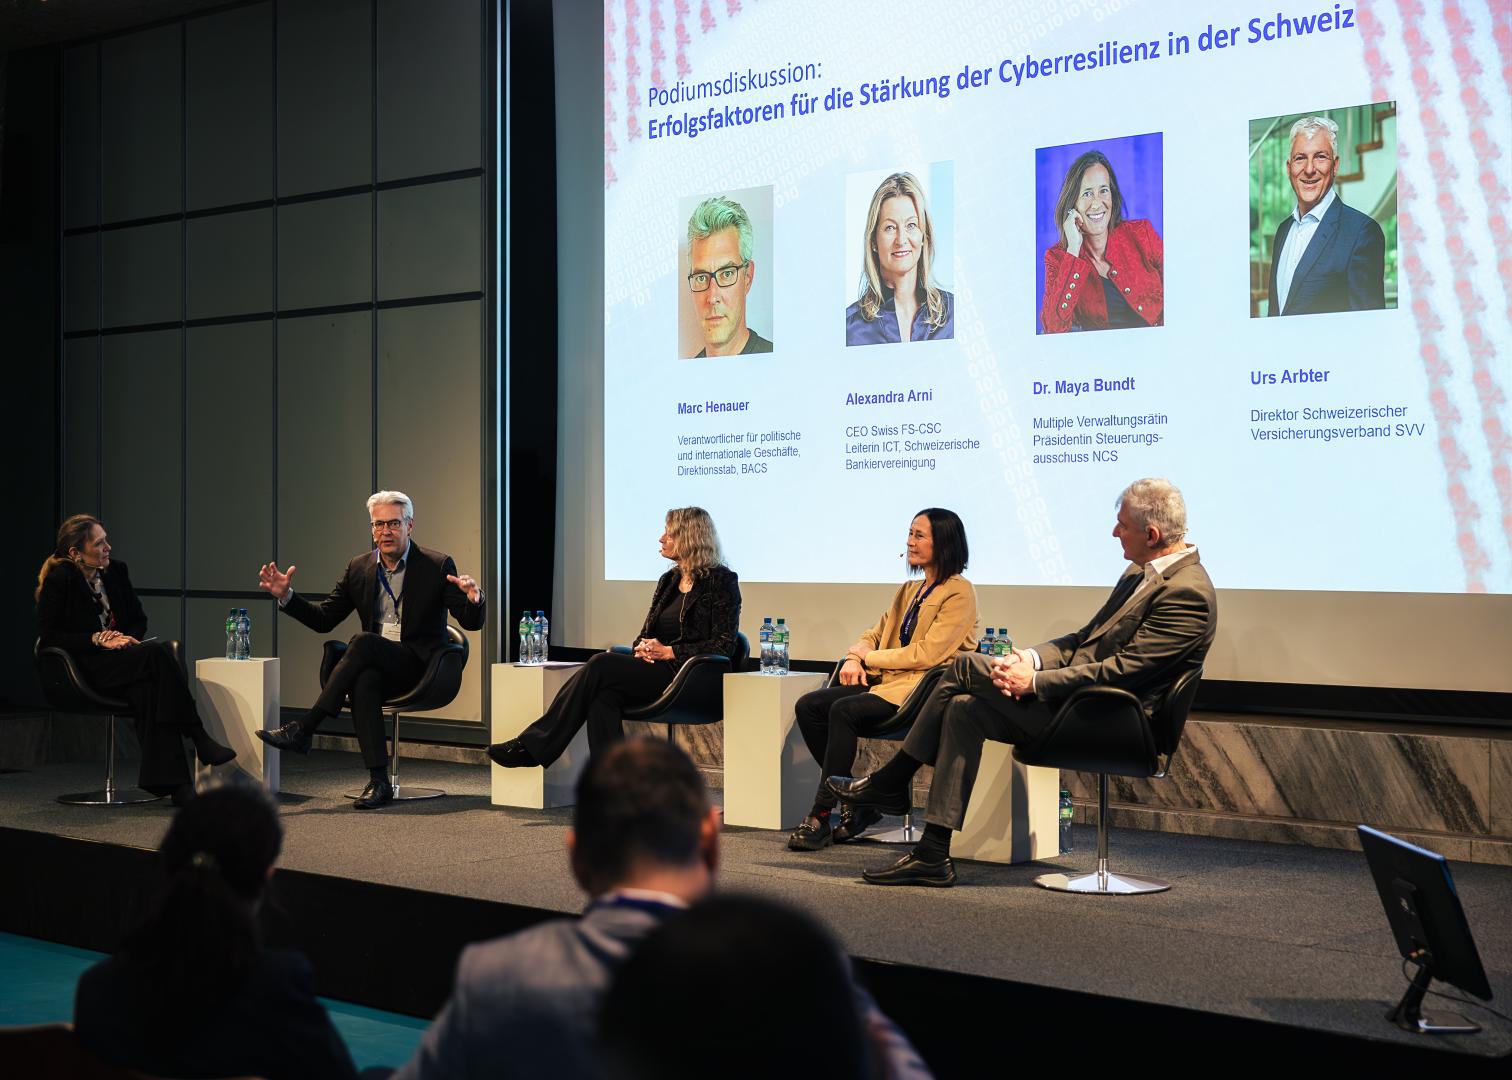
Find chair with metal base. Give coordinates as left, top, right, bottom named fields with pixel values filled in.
left=1013, top=666, right=1203, bottom=895
left=33, top=639, right=168, bottom=807
left=318, top=625, right=469, bottom=802
left=821, top=661, right=947, bottom=845
left=618, top=632, right=750, bottom=744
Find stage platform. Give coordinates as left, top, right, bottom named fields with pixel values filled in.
left=2, top=750, right=1509, bottom=1072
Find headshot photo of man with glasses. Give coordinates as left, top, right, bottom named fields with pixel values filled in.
left=679, top=191, right=774, bottom=358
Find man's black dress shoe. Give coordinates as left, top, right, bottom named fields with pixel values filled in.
left=486, top=738, right=538, bottom=768
left=832, top=805, right=883, bottom=843
left=191, top=729, right=237, bottom=767
left=256, top=721, right=312, bottom=755
left=861, top=851, right=957, bottom=887
left=354, top=777, right=395, bottom=810
left=786, top=814, right=832, bottom=851
left=826, top=774, right=910, bottom=816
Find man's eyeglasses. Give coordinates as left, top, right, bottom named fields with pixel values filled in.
left=687, top=262, right=747, bottom=292
left=370, top=519, right=407, bottom=533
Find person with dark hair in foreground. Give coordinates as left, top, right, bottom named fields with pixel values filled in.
left=36, top=514, right=235, bottom=804
left=831, top=479, right=1215, bottom=887
left=73, top=781, right=359, bottom=1080
left=600, top=896, right=881, bottom=1080
left=396, top=739, right=928, bottom=1079
left=788, top=508, right=977, bottom=851
left=394, top=738, right=719, bottom=1080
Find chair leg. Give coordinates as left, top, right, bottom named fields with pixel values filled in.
left=58, top=714, right=165, bottom=807
left=1034, top=772, right=1169, bottom=895
left=344, top=710, right=444, bottom=801
left=863, top=806, right=921, bottom=845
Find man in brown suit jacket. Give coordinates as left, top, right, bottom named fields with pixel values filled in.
left=830, top=478, right=1217, bottom=887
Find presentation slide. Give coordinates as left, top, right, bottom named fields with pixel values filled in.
left=600, top=0, right=1511, bottom=596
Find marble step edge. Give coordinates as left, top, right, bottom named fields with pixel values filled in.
left=1073, top=799, right=1512, bottom=866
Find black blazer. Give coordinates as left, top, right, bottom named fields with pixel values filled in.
left=74, top=947, right=359, bottom=1080
left=633, top=565, right=741, bottom=669
left=282, top=542, right=485, bottom=660
left=35, top=560, right=149, bottom=654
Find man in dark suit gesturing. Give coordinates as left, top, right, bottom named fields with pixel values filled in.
left=256, top=490, right=485, bottom=808
left=831, top=478, right=1217, bottom=887
left=1267, top=115, right=1386, bottom=317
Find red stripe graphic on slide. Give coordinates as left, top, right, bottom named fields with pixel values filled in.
left=1399, top=0, right=1510, bottom=568
left=1360, top=0, right=1490, bottom=589
left=1442, top=2, right=1512, bottom=555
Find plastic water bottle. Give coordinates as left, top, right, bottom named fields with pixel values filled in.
left=774, top=618, right=789, bottom=675
left=994, top=631, right=1013, bottom=658
left=225, top=609, right=237, bottom=660
left=979, top=628, right=995, bottom=656
left=517, top=611, right=533, bottom=664
left=1059, top=789, right=1074, bottom=854
left=237, top=608, right=252, bottom=660
left=533, top=611, right=549, bottom=664
left=759, top=617, right=773, bottom=674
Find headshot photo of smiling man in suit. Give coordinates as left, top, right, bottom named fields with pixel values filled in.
left=1251, top=106, right=1397, bottom=318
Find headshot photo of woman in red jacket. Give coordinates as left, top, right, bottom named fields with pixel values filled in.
left=1037, top=134, right=1164, bottom=334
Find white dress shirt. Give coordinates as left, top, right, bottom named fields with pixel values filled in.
left=1275, top=186, right=1336, bottom=314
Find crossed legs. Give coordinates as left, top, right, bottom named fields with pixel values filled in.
left=831, top=652, right=1052, bottom=882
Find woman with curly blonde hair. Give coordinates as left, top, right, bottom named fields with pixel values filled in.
left=488, top=507, right=741, bottom=769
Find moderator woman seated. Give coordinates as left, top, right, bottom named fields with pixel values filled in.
left=487, top=507, right=741, bottom=770
left=788, top=508, right=977, bottom=851
left=1039, top=149, right=1163, bottom=333
left=35, top=514, right=235, bottom=804
left=844, top=171, right=954, bottom=346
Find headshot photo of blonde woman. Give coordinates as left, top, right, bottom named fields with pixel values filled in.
left=844, top=164, right=955, bottom=347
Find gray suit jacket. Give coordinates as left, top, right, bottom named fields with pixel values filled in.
left=1033, top=549, right=1216, bottom=718
left=392, top=900, right=933, bottom=1080
left=393, top=903, right=662, bottom=1080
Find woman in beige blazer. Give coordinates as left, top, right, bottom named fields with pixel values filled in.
left=788, top=508, right=978, bottom=851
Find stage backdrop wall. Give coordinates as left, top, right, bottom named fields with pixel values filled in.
left=58, top=0, right=493, bottom=727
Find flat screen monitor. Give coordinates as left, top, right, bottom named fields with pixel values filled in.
left=1357, top=824, right=1492, bottom=1035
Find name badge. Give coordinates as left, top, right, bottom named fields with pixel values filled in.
left=381, top=619, right=402, bottom=642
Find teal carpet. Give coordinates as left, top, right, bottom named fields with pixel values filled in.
left=0, top=931, right=426, bottom=1071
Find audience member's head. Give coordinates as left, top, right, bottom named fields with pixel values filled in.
left=599, top=894, right=874, bottom=1079
left=569, top=737, right=720, bottom=898
left=119, top=780, right=283, bottom=1018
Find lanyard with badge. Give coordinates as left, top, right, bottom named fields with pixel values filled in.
left=378, top=564, right=403, bottom=641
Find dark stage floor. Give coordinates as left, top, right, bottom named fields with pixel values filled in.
left=3, top=750, right=1510, bottom=1062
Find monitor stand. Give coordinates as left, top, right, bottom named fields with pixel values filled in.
left=1388, top=962, right=1481, bottom=1035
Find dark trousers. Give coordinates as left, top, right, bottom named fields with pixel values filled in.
left=794, top=685, right=900, bottom=809
left=902, top=652, right=1054, bottom=831
left=77, top=642, right=196, bottom=792
left=308, top=632, right=425, bottom=769
left=518, top=651, right=674, bottom=766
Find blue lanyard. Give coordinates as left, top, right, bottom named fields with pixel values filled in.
left=377, top=564, right=403, bottom=615
left=586, top=894, right=685, bottom=918
left=899, top=579, right=940, bottom=646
